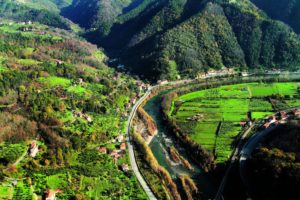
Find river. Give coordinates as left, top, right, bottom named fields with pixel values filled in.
left=144, top=91, right=217, bottom=199
left=142, top=73, right=300, bottom=199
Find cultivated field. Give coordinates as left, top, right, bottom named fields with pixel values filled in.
left=172, top=82, right=300, bottom=163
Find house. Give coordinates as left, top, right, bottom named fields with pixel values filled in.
left=240, top=121, right=247, bottom=126
left=55, top=60, right=64, bottom=65
left=269, top=115, right=276, bottom=124
left=114, top=154, right=121, bottom=159
left=20, top=27, right=33, bottom=32
left=295, top=109, right=300, bottom=116
left=196, top=72, right=206, bottom=79
left=263, top=122, right=270, bottom=129
left=130, top=98, right=137, bottom=105
left=116, top=135, right=124, bottom=143
left=83, top=113, right=93, bottom=123
left=126, top=103, right=131, bottom=109
left=157, top=80, right=168, bottom=85
left=45, top=189, right=62, bottom=200
left=121, top=164, right=129, bottom=172
left=241, top=71, right=249, bottom=77
left=29, top=141, right=38, bottom=158
left=98, top=147, right=107, bottom=154
left=120, top=143, right=126, bottom=150
left=110, top=149, right=118, bottom=157
left=86, top=116, right=92, bottom=123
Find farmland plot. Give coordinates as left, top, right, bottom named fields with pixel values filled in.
left=172, top=82, right=300, bottom=163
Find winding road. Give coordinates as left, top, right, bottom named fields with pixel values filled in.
left=214, top=124, right=255, bottom=200
left=126, top=86, right=158, bottom=200
left=125, top=80, right=192, bottom=199
left=239, top=126, right=276, bottom=194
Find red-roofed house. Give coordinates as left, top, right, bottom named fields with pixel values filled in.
left=110, top=149, right=118, bottom=157
left=29, top=141, right=38, bottom=158
left=120, top=143, right=126, bottom=150
left=45, top=189, right=62, bottom=200
left=121, top=164, right=129, bottom=172
left=98, top=147, right=107, bottom=154
left=240, top=122, right=247, bottom=125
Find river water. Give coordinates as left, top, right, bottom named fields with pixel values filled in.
left=144, top=92, right=217, bottom=199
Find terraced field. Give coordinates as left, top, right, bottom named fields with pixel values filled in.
left=171, top=82, right=300, bottom=163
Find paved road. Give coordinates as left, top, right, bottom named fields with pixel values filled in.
left=125, top=81, right=192, bottom=199
left=239, top=107, right=299, bottom=195
left=214, top=124, right=255, bottom=200
left=126, top=87, right=158, bottom=200
left=13, top=150, right=27, bottom=166
left=239, top=126, right=276, bottom=195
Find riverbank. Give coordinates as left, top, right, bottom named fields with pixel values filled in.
left=131, top=74, right=300, bottom=200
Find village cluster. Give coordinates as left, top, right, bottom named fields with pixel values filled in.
left=260, top=108, right=300, bottom=129
left=98, top=134, right=130, bottom=173
left=125, top=80, right=151, bottom=110
left=239, top=108, right=300, bottom=130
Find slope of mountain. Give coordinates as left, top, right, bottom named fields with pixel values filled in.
left=0, top=0, right=72, bottom=30
left=16, top=0, right=72, bottom=12
left=251, top=0, right=300, bottom=34
left=0, top=21, right=147, bottom=199
left=63, top=0, right=300, bottom=80
left=61, top=0, right=138, bottom=36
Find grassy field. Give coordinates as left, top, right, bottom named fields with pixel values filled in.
left=173, top=82, right=300, bottom=163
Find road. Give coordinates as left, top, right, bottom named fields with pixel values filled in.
left=126, top=86, right=158, bottom=200
left=214, top=124, right=255, bottom=200
left=125, top=80, right=191, bottom=199
left=239, top=126, right=276, bottom=196
left=239, top=107, right=299, bottom=195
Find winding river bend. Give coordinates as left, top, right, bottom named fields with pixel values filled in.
left=144, top=91, right=217, bottom=199
left=142, top=72, right=300, bottom=199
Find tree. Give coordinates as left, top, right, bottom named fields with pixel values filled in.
left=57, top=148, right=64, bottom=166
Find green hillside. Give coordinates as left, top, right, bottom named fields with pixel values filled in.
left=0, top=0, right=72, bottom=30
left=62, top=0, right=300, bottom=80
left=251, top=0, right=300, bottom=33
left=16, top=0, right=72, bottom=12
left=0, top=21, right=146, bottom=199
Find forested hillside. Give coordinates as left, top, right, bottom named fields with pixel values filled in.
left=16, top=0, right=71, bottom=12
left=248, top=123, right=300, bottom=199
left=251, top=0, right=300, bottom=33
left=0, top=21, right=146, bottom=199
left=62, top=0, right=300, bottom=80
left=61, top=0, right=139, bottom=37
left=0, top=0, right=72, bottom=30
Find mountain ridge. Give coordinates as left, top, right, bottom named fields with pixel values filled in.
left=61, top=0, right=300, bottom=80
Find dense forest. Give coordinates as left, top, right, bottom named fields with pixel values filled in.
left=251, top=0, right=300, bottom=34
left=61, top=0, right=300, bottom=80
left=247, top=123, right=300, bottom=200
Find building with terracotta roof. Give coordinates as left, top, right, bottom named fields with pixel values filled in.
left=29, top=141, right=38, bottom=158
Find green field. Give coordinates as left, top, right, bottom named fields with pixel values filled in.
left=172, top=82, right=300, bottom=163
